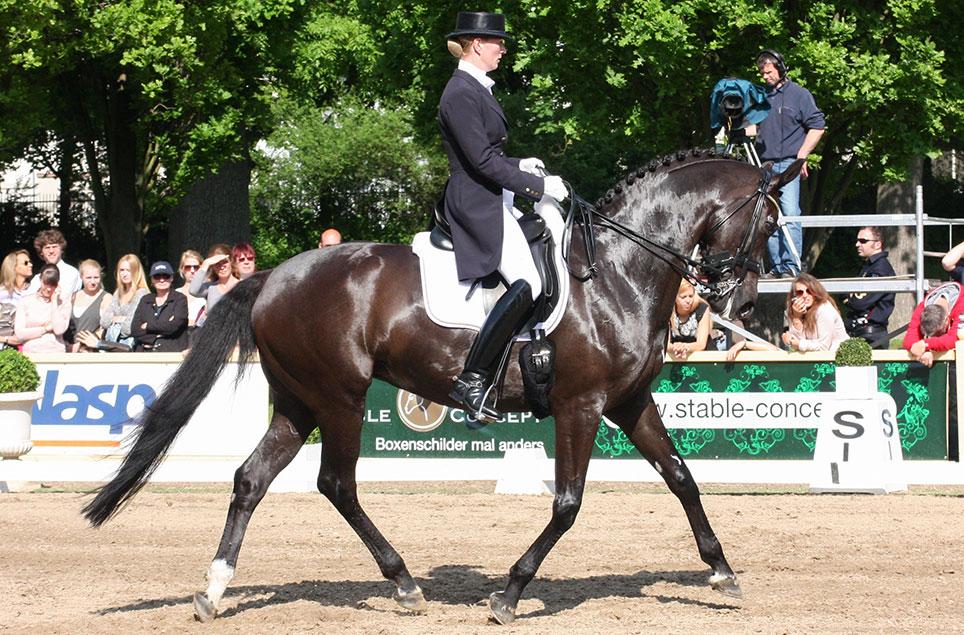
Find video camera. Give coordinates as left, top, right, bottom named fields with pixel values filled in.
left=710, top=77, right=771, bottom=165
left=709, top=77, right=770, bottom=133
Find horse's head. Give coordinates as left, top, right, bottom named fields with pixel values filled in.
left=697, top=158, right=804, bottom=320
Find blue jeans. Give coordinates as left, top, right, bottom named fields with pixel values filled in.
left=766, top=158, right=802, bottom=274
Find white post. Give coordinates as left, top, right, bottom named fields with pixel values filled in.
left=916, top=185, right=925, bottom=303
left=495, top=446, right=554, bottom=495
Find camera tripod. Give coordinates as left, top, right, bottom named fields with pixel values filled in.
left=716, top=122, right=803, bottom=272
left=720, top=124, right=761, bottom=167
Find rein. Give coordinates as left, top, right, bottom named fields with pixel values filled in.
left=560, top=167, right=774, bottom=301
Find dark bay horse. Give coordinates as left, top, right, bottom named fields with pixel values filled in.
left=84, top=151, right=802, bottom=624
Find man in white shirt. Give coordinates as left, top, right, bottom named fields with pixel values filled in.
left=25, top=228, right=81, bottom=296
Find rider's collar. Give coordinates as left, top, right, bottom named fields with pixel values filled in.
left=458, top=60, right=495, bottom=94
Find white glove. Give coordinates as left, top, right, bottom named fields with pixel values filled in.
left=519, top=157, right=545, bottom=175
left=543, top=175, right=568, bottom=201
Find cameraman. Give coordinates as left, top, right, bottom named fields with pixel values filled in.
left=755, top=49, right=825, bottom=278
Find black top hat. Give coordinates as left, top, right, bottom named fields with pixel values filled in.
left=447, top=12, right=512, bottom=40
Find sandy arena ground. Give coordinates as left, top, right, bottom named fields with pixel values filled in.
left=1, top=481, right=963, bottom=633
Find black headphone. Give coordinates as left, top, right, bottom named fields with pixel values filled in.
left=757, top=49, right=787, bottom=79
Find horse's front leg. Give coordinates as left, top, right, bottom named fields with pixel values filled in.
left=489, top=407, right=599, bottom=624
left=607, top=394, right=741, bottom=597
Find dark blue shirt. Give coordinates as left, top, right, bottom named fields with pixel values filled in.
left=844, top=251, right=896, bottom=328
left=755, top=79, right=825, bottom=161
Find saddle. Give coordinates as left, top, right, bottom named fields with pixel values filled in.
left=428, top=203, right=563, bottom=332
left=412, top=199, right=570, bottom=339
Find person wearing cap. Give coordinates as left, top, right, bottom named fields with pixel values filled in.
left=131, top=260, right=189, bottom=352
left=440, top=11, right=567, bottom=422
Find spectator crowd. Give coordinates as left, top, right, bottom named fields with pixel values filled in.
left=0, top=229, right=265, bottom=354
left=3, top=223, right=962, bottom=366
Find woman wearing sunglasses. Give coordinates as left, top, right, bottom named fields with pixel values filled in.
left=190, top=244, right=239, bottom=326
left=175, top=250, right=206, bottom=328
left=781, top=273, right=847, bottom=352
left=131, top=261, right=189, bottom=352
left=231, top=242, right=257, bottom=280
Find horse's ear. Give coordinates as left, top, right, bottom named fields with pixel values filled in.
left=767, top=159, right=805, bottom=193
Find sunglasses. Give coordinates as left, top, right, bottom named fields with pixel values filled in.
left=234, top=255, right=254, bottom=262
left=152, top=274, right=172, bottom=281
left=855, top=238, right=877, bottom=244
left=182, top=264, right=199, bottom=271
left=794, top=288, right=812, bottom=297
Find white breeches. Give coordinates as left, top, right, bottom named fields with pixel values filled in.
left=498, top=207, right=542, bottom=301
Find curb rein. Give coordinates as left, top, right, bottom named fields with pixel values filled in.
left=560, top=168, right=775, bottom=303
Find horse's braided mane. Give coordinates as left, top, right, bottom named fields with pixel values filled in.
left=594, top=147, right=747, bottom=210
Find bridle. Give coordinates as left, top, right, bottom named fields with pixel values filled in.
left=561, top=166, right=776, bottom=305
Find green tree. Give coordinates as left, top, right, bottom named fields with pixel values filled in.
left=357, top=2, right=961, bottom=219
left=250, top=93, right=447, bottom=266
left=0, top=1, right=375, bottom=267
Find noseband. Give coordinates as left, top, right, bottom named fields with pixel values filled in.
left=562, top=167, right=775, bottom=303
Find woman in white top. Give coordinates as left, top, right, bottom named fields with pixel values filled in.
left=99, top=254, right=149, bottom=348
left=190, top=244, right=238, bottom=325
left=782, top=273, right=848, bottom=352
left=14, top=264, right=71, bottom=354
left=0, top=249, right=33, bottom=349
left=175, top=249, right=206, bottom=328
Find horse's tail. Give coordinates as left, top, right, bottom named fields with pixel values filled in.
left=83, top=271, right=270, bottom=527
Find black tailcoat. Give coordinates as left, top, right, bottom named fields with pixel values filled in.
left=438, top=69, right=544, bottom=281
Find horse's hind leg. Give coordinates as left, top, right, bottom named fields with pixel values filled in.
left=608, top=395, right=742, bottom=597
left=315, top=408, right=426, bottom=612
left=193, top=396, right=312, bottom=622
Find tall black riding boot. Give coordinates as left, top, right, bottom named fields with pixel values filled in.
left=450, top=280, right=536, bottom=422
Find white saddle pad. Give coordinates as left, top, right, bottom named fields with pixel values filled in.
left=412, top=199, right=571, bottom=341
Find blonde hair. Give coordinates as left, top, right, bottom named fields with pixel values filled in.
left=179, top=249, right=202, bottom=271
left=670, top=278, right=707, bottom=329
left=114, top=254, right=148, bottom=303
left=78, top=259, right=102, bottom=276
left=447, top=37, right=471, bottom=59
left=1, top=249, right=29, bottom=294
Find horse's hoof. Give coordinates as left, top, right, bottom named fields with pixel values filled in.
left=488, top=591, right=516, bottom=625
left=193, top=591, right=218, bottom=622
left=393, top=586, right=427, bottom=613
left=709, top=572, right=743, bottom=598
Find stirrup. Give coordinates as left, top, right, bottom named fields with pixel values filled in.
left=449, top=373, right=501, bottom=423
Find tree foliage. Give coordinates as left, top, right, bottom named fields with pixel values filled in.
left=250, top=93, right=446, bottom=266
left=1, top=0, right=961, bottom=272
left=356, top=0, right=962, bottom=209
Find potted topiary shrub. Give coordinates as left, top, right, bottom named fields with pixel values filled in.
left=0, top=348, right=41, bottom=459
left=834, top=337, right=876, bottom=396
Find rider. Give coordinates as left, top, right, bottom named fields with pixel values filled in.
left=439, top=11, right=568, bottom=421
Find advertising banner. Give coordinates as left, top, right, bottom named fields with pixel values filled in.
left=359, top=360, right=948, bottom=461
left=24, top=357, right=947, bottom=463
left=30, top=357, right=269, bottom=458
